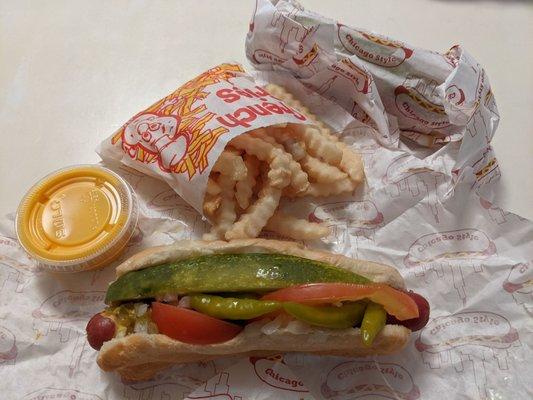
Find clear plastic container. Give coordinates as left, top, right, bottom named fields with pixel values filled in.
left=15, top=165, right=138, bottom=272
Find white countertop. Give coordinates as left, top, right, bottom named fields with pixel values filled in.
left=1, top=0, right=532, bottom=220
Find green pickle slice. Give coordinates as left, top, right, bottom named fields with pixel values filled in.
left=105, top=254, right=369, bottom=304
left=190, top=294, right=281, bottom=320
left=283, top=302, right=367, bottom=329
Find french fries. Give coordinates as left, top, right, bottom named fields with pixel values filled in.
left=203, top=84, right=365, bottom=241
left=225, top=181, right=282, bottom=240
left=212, top=150, right=247, bottom=181
left=300, top=154, right=348, bottom=183
left=265, top=211, right=330, bottom=240
left=206, top=177, right=221, bottom=195
left=235, top=155, right=260, bottom=210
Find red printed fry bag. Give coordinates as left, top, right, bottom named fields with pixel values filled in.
left=97, top=63, right=311, bottom=212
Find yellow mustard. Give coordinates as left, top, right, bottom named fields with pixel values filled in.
left=16, top=165, right=138, bottom=272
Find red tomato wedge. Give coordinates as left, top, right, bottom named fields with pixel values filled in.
left=261, top=283, right=419, bottom=321
left=151, top=302, right=242, bottom=345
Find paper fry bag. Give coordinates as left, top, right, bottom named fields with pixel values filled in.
left=97, top=63, right=312, bottom=213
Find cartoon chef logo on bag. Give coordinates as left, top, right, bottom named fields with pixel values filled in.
left=415, top=311, right=520, bottom=399
left=113, top=63, right=310, bottom=178
left=121, top=113, right=187, bottom=171
left=404, top=229, right=496, bottom=303
left=320, top=361, right=420, bottom=400
left=112, top=64, right=243, bottom=179
left=337, top=24, right=414, bottom=68
left=100, top=62, right=312, bottom=211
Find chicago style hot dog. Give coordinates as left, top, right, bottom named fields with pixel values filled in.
left=86, top=239, right=430, bottom=381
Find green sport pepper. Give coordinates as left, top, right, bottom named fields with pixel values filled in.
left=283, top=302, right=367, bottom=329
left=189, top=294, right=281, bottom=320
left=361, top=302, right=386, bottom=346
left=105, top=253, right=369, bottom=304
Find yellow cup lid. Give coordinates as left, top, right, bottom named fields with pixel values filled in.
left=16, top=165, right=138, bottom=272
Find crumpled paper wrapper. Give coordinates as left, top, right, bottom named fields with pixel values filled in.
left=1, top=0, right=532, bottom=399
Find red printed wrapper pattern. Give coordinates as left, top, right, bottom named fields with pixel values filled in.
left=97, top=63, right=312, bottom=213
left=2, top=1, right=532, bottom=399
left=247, top=0, right=498, bottom=149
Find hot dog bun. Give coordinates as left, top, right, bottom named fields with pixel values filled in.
left=98, top=239, right=410, bottom=380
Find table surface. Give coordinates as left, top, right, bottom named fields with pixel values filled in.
left=1, top=0, right=532, bottom=220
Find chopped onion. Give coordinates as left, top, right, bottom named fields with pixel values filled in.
left=259, top=314, right=294, bottom=335
left=157, top=293, right=179, bottom=302
left=178, top=296, right=191, bottom=308
left=134, top=320, right=148, bottom=333
left=285, top=320, right=315, bottom=334
left=134, top=303, right=148, bottom=317
left=116, top=326, right=127, bottom=338
left=260, top=316, right=284, bottom=335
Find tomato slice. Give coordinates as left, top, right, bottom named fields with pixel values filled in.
left=151, top=302, right=242, bottom=345
left=261, top=283, right=419, bottom=321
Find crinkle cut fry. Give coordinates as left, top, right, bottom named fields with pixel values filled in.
left=225, top=180, right=282, bottom=240
left=265, top=210, right=330, bottom=240
left=300, top=154, right=348, bottom=183
left=206, top=177, right=221, bottom=196
left=204, top=172, right=237, bottom=240
left=203, top=175, right=221, bottom=220
left=212, top=150, right=247, bottom=181
left=300, top=178, right=358, bottom=197
left=266, top=84, right=364, bottom=184
left=229, top=134, right=291, bottom=189
left=289, top=124, right=343, bottom=165
left=268, top=127, right=306, bottom=161
left=336, top=140, right=365, bottom=184
left=249, top=129, right=309, bottom=194
left=253, top=128, right=348, bottom=183
left=235, top=154, right=260, bottom=210
left=203, top=194, right=221, bottom=220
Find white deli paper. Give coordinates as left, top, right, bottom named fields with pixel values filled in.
left=1, top=0, right=532, bottom=398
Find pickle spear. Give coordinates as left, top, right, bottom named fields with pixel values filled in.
left=105, top=254, right=370, bottom=304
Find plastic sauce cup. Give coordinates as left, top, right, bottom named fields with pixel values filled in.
left=15, top=165, right=139, bottom=272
